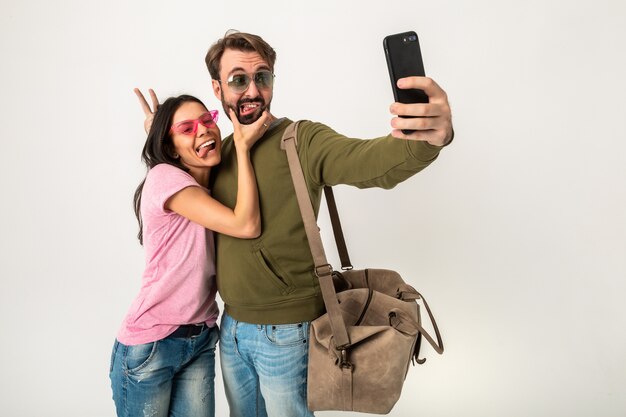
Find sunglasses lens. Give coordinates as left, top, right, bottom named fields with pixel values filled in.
left=255, top=71, right=274, bottom=89
left=228, top=74, right=250, bottom=92
left=173, top=122, right=195, bottom=135
left=226, top=72, right=274, bottom=92
left=199, top=112, right=217, bottom=127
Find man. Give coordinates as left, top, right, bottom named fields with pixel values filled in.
left=139, top=30, right=452, bottom=417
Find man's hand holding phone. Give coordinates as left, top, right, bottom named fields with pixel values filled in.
left=383, top=31, right=453, bottom=147
left=389, top=76, right=453, bottom=147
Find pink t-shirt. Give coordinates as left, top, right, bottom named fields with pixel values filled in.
left=117, top=164, right=219, bottom=345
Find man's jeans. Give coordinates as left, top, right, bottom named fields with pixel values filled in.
left=109, top=325, right=219, bottom=417
left=220, top=313, right=314, bottom=417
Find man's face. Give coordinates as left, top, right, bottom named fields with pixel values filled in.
left=212, top=49, right=273, bottom=125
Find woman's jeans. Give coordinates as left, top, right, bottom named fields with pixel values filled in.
left=220, top=312, right=314, bottom=417
left=109, top=325, right=219, bottom=417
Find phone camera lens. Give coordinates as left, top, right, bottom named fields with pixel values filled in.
left=409, top=35, right=417, bottom=41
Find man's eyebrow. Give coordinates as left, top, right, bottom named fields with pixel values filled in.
left=228, top=67, right=246, bottom=75
left=227, top=65, right=271, bottom=76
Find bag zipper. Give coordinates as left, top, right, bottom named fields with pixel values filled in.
left=355, top=288, right=373, bottom=325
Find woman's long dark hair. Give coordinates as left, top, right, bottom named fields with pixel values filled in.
left=133, top=94, right=206, bottom=244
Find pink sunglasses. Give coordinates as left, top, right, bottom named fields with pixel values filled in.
left=170, top=110, right=219, bottom=136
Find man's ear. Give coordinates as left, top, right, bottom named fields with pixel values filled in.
left=212, top=79, right=221, bottom=100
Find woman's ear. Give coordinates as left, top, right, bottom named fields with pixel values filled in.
left=164, top=143, right=179, bottom=159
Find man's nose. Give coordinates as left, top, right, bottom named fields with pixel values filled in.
left=243, top=79, right=260, bottom=97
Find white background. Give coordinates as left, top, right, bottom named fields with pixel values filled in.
left=1, top=0, right=625, bottom=416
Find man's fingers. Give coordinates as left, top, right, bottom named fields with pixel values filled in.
left=391, top=128, right=434, bottom=141
left=391, top=77, right=453, bottom=146
left=397, top=76, right=448, bottom=104
left=390, top=115, right=445, bottom=132
left=391, top=127, right=448, bottom=146
left=390, top=102, right=448, bottom=118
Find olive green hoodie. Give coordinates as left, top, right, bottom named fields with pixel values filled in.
left=211, top=118, right=442, bottom=324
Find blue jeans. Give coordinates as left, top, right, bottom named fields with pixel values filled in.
left=220, top=313, right=314, bottom=417
left=109, top=325, right=219, bottom=417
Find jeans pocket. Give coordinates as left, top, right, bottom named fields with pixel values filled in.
left=265, top=322, right=309, bottom=347
left=124, top=341, right=159, bottom=374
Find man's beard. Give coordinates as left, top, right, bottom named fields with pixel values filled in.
left=220, top=90, right=270, bottom=125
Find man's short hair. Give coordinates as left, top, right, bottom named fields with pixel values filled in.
left=205, top=30, right=277, bottom=80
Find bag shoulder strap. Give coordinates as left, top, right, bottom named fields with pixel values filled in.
left=279, top=122, right=353, bottom=270
left=280, top=122, right=351, bottom=350
left=323, top=187, right=353, bottom=270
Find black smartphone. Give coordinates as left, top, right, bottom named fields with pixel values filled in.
left=383, top=31, right=427, bottom=134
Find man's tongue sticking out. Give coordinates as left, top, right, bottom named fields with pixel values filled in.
left=237, top=97, right=265, bottom=125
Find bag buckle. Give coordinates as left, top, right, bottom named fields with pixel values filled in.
left=315, top=264, right=333, bottom=277
left=339, top=348, right=353, bottom=369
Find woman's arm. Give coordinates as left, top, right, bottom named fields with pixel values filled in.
left=167, top=110, right=270, bottom=238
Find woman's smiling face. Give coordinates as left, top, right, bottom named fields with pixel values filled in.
left=170, top=101, right=222, bottom=178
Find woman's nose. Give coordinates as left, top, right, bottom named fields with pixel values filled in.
left=196, top=124, right=209, bottom=137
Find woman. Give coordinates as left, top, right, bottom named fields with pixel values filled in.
left=109, top=92, right=269, bottom=417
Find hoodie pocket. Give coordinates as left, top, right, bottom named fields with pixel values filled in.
left=253, top=244, right=295, bottom=294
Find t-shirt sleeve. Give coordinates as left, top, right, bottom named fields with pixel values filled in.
left=142, top=164, right=201, bottom=214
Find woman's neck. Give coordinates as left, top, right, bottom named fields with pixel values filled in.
left=189, top=168, right=211, bottom=188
